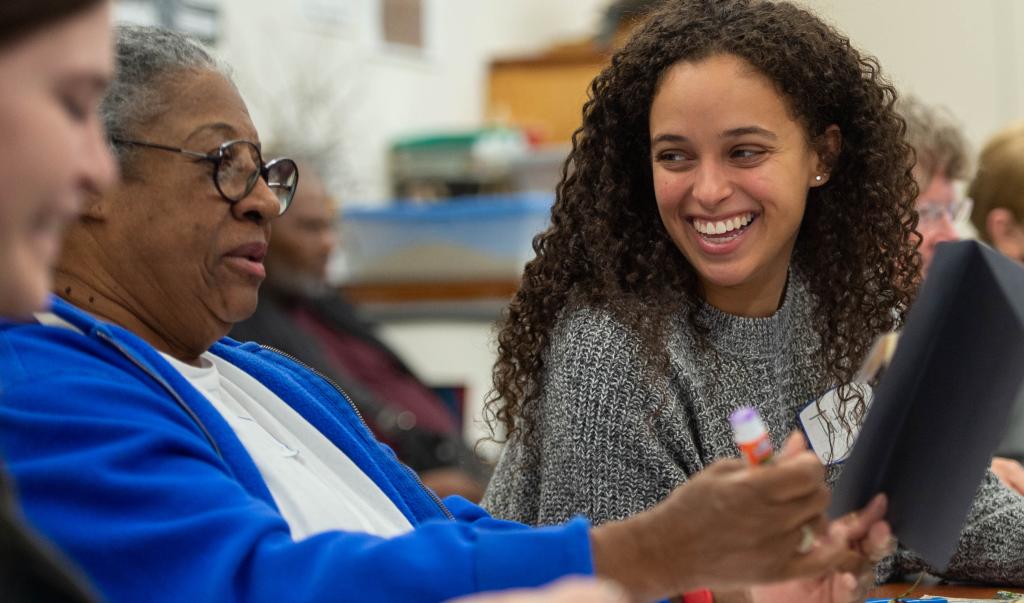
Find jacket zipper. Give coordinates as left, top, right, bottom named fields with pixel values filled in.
left=258, top=344, right=454, bottom=520
left=96, top=330, right=225, bottom=460
left=93, top=326, right=451, bottom=521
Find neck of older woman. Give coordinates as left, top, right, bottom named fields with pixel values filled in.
left=52, top=270, right=217, bottom=367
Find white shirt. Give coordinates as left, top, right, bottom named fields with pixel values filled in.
left=162, top=351, right=413, bottom=541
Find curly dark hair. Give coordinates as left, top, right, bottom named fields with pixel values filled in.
left=487, top=0, right=920, bottom=442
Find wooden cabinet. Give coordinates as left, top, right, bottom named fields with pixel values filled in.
left=486, top=42, right=612, bottom=146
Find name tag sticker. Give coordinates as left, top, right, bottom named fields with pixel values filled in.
left=798, top=385, right=872, bottom=466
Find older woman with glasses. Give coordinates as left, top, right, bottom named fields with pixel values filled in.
left=896, top=96, right=973, bottom=276
left=0, top=23, right=891, bottom=603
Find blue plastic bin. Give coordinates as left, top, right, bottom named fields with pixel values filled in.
left=340, top=192, right=553, bottom=283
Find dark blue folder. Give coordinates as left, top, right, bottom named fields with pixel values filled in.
left=830, top=240, right=1024, bottom=569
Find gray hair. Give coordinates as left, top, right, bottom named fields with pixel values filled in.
left=102, top=24, right=232, bottom=166
left=896, top=95, right=970, bottom=188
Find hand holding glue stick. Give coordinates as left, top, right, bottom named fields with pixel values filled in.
left=730, top=407, right=815, bottom=555
left=588, top=411, right=890, bottom=602
left=726, top=407, right=896, bottom=603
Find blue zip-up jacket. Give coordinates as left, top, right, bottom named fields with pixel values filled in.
left=0, top=298, right=593, bottom=602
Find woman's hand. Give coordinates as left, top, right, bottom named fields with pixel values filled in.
left=991, top=457, right=1024, bottom=495
left=591, top=433, right=863, bottom=600
left=748, top=493, right=894, bottom=603
left=749, top=572, right=861, bottom=603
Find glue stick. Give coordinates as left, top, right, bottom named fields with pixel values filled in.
left=729, top=407, right=774, bottom=465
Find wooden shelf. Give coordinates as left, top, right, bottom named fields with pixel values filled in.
left=487, top=39, right=612, bottom=146
left=341, top=280, right=520, bottom=304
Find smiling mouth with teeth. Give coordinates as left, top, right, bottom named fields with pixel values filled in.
left=691, top=212, right=757, bottom=241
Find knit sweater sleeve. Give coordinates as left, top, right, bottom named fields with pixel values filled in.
left=879, top=471, right=1024, bottom=584
left=483, top=309, right=689, bottom=527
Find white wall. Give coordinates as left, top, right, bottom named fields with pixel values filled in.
left=207, top=0, right=1024, bottom=202
left=215, top=0, right=608, bottom=203
left=801, top=0, right=1024, bottom=160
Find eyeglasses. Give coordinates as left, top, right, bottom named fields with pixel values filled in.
left=917, top=197, right=973, bottom=227
left=112, top=138, right=299, bottom=215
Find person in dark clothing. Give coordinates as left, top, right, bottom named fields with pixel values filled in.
left=0, top=0, right=118, bottom=600
left=231, top=160, right=489, bottom=500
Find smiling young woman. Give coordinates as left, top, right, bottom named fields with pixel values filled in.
left=648, top=53, right=840, bottom=317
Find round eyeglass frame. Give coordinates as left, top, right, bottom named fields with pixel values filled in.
left=112, top=138, right=299, bottom=215
left=916, top=197, right=973, bottom=227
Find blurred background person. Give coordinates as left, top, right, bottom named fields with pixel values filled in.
left=897, top=95, right=972, bottom=276
left=970, top=121, right=1024, bottom=264
left=969, top=121, right=1024, bottom=483
left=0, top=0, right=117, bottom=600
left=230, top=157, right=489, bottom=501
left=898, top=98, right=1024, bottom=495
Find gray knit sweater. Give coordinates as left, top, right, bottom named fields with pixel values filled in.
left=482, top=275, right=1024, bottom=584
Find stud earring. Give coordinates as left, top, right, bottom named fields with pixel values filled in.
left=815, top=175, right=823, bottom=182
